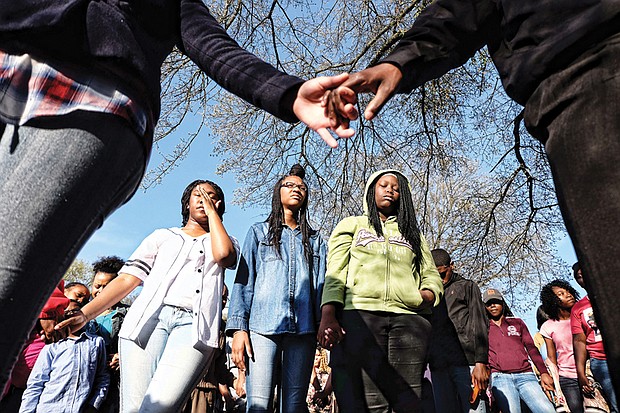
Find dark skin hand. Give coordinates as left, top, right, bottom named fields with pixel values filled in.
left=38, top=318, right=66, bottom=343
left=324, top=63, right=404, bottom=127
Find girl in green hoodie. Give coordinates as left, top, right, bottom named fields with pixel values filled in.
left=318, top=169, right=443, bottom=413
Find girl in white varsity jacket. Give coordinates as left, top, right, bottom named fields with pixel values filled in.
left=57, top=179, right=239, bottom=413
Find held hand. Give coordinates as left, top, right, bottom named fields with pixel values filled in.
left=54, top=310, right=88, bottom=336
left=109, top=353, right=120, bottom=370
left=294, top=73, right=356, bottom=148
left=317, top=317, right=345, bottom=350
left=577, top=374, right=594, bottom=396
left=235, top=371, right=246, bottom=398
left=471, top=363, right=489, bottom=391
left=540, top=373, right=556, bottom=393
left=327, top=63, right=403, bottom=123
left=231, top=331, right=253, bottom=372
left=39, top=318, right=66, bottom=343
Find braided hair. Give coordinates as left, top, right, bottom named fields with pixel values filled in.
left=180, top=179, right=226, bottom=226
left=365, top=171, right=424, bottom=274
left=266, top=164, right=313, bottom=263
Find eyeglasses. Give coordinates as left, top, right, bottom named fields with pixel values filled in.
left=281, top=182, right=308, bottom=192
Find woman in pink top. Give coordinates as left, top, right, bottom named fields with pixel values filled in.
left=540, top=279, right=582, bottom=413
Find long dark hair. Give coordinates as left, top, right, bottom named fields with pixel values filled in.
left=180, top=179, right=226, bottom=226
left=266, top=164, right=313, bottom=263
left=366, top=171, right=423, bottom=274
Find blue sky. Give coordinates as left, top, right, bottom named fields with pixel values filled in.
left=76, top=122, right=267, bottom=288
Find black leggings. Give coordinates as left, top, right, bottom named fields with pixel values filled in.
left=330, top=309, right=431, bottom=413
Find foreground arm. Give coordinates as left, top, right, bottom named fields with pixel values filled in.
left=56, top=273, right=142, bottom=333
left=328, top=0, right=497, bottom=122
left=179, top=0, right=353, bottom=146
left=573, top=333, right=593, bottom=394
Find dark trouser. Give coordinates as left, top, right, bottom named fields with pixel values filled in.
left=559, top=376, right=583, bottom=413
left=330, top=309, right=431, bottom=413
left=0, top=111, right=146, bottom=388
left=523, top=32, right=620, bottom=394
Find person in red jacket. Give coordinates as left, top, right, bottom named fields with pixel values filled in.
left=484, top=288, right=555, bottom=413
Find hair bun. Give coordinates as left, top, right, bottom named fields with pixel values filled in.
left=289, top=163, right=305, bottom=179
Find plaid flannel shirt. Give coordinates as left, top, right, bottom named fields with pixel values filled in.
left=0, top=50, right=152, bottom=138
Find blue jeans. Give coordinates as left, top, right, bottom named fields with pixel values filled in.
left=119, top=305, right=215, bottom=413
left=331, top=310, right=431, bottom=413
left=590, top=358, right=618, bottom=413
left=0, top=112, right=145, bottom=388
left=246, top=331, right=315, bottom=413
left=491, top=372, right=555, bottom=413
left=431, top=365, right=487, bottom=413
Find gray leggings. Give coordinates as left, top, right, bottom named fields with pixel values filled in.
left=0, top=111, right=146, bottom=387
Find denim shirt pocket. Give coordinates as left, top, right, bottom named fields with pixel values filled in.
left=258, top=239, right=280, bottom=262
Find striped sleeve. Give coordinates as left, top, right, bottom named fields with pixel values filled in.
left=119, top=229, right=168, bottom=281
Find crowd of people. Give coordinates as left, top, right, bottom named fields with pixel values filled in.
left=1, top=166, right=617, bottom=413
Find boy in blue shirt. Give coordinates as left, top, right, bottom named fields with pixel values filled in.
left=20, top=302, right=109, bottom=413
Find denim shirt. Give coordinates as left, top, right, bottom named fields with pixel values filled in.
left=227, top=222, right=327, bottom=335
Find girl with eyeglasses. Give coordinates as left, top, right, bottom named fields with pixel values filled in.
left=227, top=164, right=327, bottom=413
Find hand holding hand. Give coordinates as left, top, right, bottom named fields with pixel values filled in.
left=326, top=63, right=403, bottom=124
left=39, top=318, right=66, bottom=343
left=419, top=289, right=436, bottom=309
left=471, top=363, right=489, bottom=391
left=317, top=305, right=345, bottom=350
left=235, top=371, right=246, bottom=398
left=231, top=331, right=253, bottom=372
left=54, top=310, right=88, bottom=336
left=294, top=73, right=356, bottom=148
left=577, top=374, right=594, bottom=396
left=541, top=373, right=556, bottom=392
left=109, top=353, right=120, bottom=370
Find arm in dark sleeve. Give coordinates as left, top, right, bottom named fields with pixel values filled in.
left=468, top=281, right=489, bottom=364
left=214, top=349, right=236, bottom=388
left=520, top=319, right=547, bottom=373
left=381, top=0, right=499, bottom=92
left=178, top=0, right=303, bottom=123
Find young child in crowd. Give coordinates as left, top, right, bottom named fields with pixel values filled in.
left=87, top=255, right=128, bottom=413
left=318, top=169, right=443, bottom=413
left=20, top=300, right=109, bottom=413
left=484, top=288, right=555, bottom=413
left=64, top=282, right=91, bottom=307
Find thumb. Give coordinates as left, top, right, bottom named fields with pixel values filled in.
left=315, top=73, right=350, bottom=90
left=364, top=86, right=393, bottom=120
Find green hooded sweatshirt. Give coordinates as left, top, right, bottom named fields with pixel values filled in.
left=321, top=169, right=443, bottom=314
